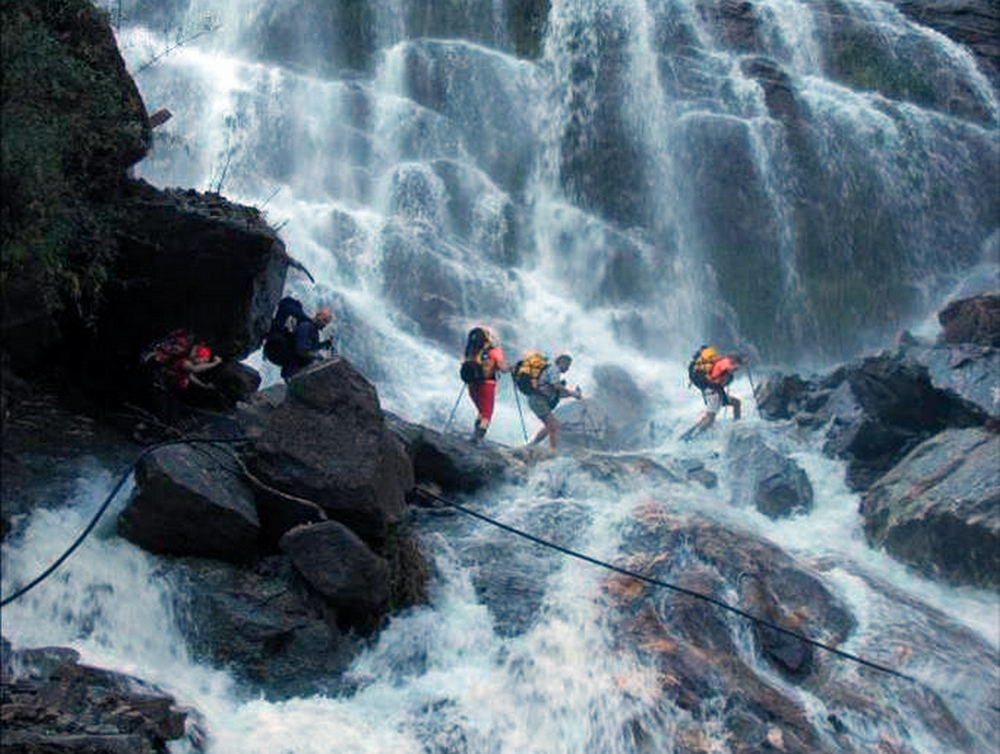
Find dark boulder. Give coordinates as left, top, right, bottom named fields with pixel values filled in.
left=279, top=521, right=390, bottom=632
left=897, top=335, right=1000, bottom=417
left=250, top=359, right=413, bottom=548
left=168, top=555, right=354, bottom=701
left=860, top=428, right=1000, bottom=588
left=118, top=443, right=260, bottom=562
left=726, top=426, right=814, bottom=519
left=103, top=181, right=289, bottom=364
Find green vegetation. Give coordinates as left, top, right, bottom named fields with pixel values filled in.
left=1, top=0, right=145, bottom=325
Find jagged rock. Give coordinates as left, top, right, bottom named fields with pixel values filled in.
left=860, top=427, right=1000, bottom=588
left=726, top=426, right=814, bottom=518
left=1, top=640, right=189, bottom=753
left=118, top=443, right=260, bottom=562
left=250, top=359, right=413, bottom=548
left=819, top=355, right=987, bottom=490
left=938, top=293, right=1000, bottom=347
left=279, top=521, right=390, bottom=631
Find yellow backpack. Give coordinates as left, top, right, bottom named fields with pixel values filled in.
left=514, top=351, right=548, bottom=396
left=688, top=346, right=718, bottom=389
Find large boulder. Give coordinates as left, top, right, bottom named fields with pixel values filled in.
left=118, top=443, right=260, bottom=563
left=279, top=521, right=390, bottom=632
left=250, top=359, right=413, bottom=547
left=168, top=555, right=355, bottom=700
left=100, top=181, right=289, bottom=364
left=860, top=427, right=1000, bottom=588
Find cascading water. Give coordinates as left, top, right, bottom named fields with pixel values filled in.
left=2, top=1, right=998, bottom=752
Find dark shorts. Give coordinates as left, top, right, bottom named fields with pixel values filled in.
left=528, top=392, right=558, bottom=420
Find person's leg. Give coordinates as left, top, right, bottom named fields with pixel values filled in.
left=473, top=380, right=498, bottom=441
left=527, top=394, right=551, bottom=445
left=729, top=395, right=742, bottom=420
left=546, top=415, right=561, bottom=453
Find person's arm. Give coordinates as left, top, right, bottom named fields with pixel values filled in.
left=187, top=355, right=222, bottom=374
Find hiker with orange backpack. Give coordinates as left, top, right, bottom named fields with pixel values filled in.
left=459, top=327, right=510, bottom=443
left=680, top=346, right=745, bottom=441
left=514, top=352, right=582, bottom=454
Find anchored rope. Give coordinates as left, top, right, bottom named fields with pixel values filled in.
left=413, top=485, right=926, bottom=684
left=1, top=436, right=250, bottom=609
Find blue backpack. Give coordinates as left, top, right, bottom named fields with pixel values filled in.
left=263, top=297, right=309, bottom=366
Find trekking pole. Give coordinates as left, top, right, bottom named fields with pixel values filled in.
left=443, top=385, right=465, bottom=433
left=511, top=373, right=529, bottom=443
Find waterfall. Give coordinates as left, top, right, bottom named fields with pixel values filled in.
left=2, top=1, right=997, bottom=752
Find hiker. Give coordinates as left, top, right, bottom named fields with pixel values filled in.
left=138, top=330, right=223, bottom=426
left=263, top=297, right=335, bottom=381
left=680, top=346, right=745, bottom=442
left=172, top=342, right=223, bottom=394
left=460, top=327, right=510, bottom=443
left=515, top=352, right=582, bottom=455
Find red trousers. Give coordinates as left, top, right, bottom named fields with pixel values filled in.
left=468, top=380, right=498, bottom=422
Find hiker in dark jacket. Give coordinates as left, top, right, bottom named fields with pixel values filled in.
left=282, top=306, right=334, bottom=381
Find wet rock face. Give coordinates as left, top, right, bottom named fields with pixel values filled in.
left=726, top=427, right=814, bottom=519
left=860, top=428, right=1000, bottom=589
left=250, top=359, right=413, bottom=548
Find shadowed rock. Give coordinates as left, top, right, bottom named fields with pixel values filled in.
left=119, top=443, right=260, bottom=562
left=279, top=521, right=390, bottom=631
left=250, top=359, right=413, bottom=547
left=860, top=427, right=1000, bottom=588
